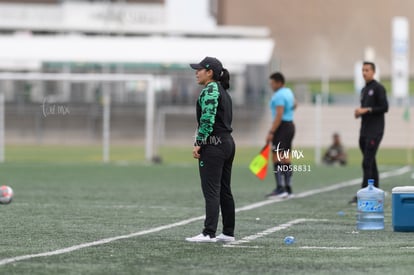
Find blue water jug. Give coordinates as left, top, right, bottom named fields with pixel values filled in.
left=356, top=179, right=385, bottom=230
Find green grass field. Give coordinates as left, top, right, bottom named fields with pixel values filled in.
left=1, top=145, right=414, bottom=275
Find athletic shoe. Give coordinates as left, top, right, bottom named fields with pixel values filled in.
left=287, top=193, right=295, bottom=198
left=185, top=234, right=217, bottom=243
left=267, top=191, right=288, bottom=199
left=266, top=188, right=286, bottom=198
left=348, top=196, right=357, bottom=205
left=216, top=233, right=235, bottom=243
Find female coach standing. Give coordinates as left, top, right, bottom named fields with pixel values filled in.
left=185, top=57, right=236, bottom=243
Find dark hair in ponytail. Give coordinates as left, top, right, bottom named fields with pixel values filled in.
left=218, top=68, right=230, bottom=90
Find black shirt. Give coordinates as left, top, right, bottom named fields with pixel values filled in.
left=359, top=79, right=388, bottom=137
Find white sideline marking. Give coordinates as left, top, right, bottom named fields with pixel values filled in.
left=223, top=218, right=328, bottom=248
left=0, top=215, right=206, bottom=266
left=224, top=245, right=261, bottom=249
left=300, top=246, right=362, bottom=250
left=0, top=166, right=410, bottom=266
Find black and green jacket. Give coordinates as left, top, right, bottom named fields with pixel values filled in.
left=196, top=81, right=232, bottom=144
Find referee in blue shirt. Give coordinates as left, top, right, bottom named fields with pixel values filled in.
left=265, top=72, right=296, bottom=198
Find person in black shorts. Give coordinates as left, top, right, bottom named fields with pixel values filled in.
left=185, top=57, right=236, bottom=243
left=265, top=72, right=296, bottom=199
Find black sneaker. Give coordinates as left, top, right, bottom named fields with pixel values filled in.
left=348, top=196, right=357, bottom=205
left=266, top=188, right=288, bottom=199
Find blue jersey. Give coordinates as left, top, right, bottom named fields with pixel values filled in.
left=269, top=87, right=295, bottom=121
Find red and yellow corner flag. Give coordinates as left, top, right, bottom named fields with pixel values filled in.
left=249, top=144, right=271, bottom=180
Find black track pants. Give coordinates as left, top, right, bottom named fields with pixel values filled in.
left=198, top=136, right=235, bottom=237
left=359, top=135, right=383, bottom=188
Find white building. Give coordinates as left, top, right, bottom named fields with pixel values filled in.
left=0, top=0, right=274, bottom=105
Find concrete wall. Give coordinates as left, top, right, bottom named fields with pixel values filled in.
left=219, top=0, right=414, bottom=80
left=252, top=104, right=413, bottom=149
left=4, top=103, right=413, bottom=149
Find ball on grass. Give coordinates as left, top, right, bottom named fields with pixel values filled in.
left=0, top=185, right=13, bottom=205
